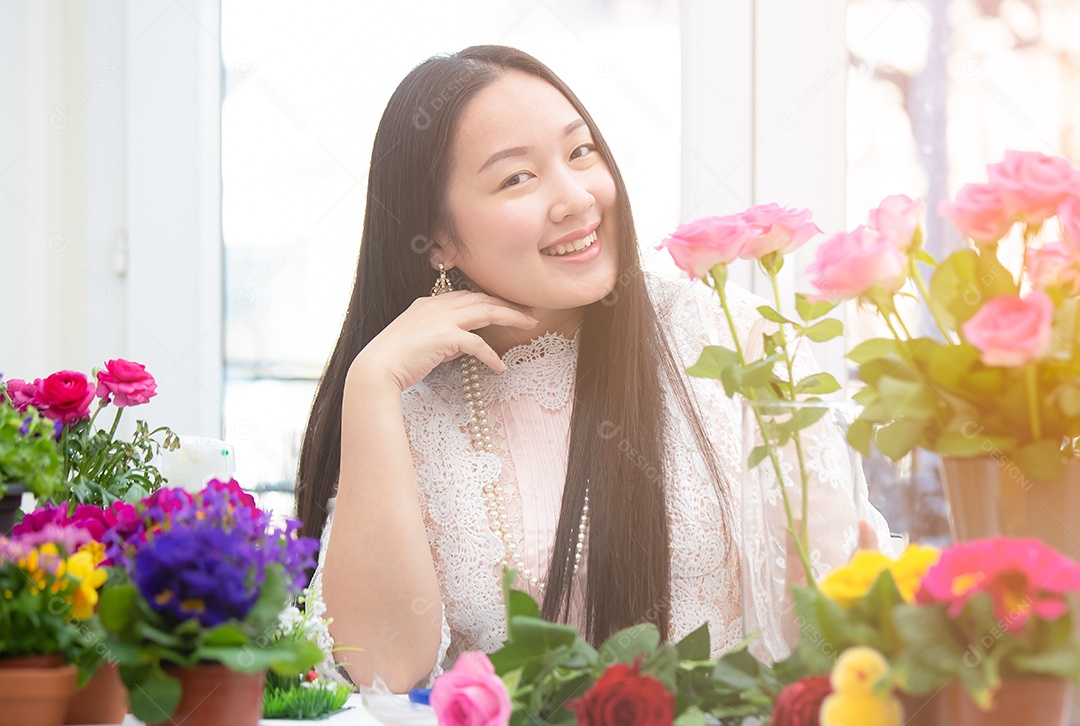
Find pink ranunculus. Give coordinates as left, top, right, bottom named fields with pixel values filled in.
left=917, top=538, right=1080, bottom=630
left=938, top=182, right=1015, bottom=245
left=961, top=291, right=1055, bottom=367
left=868, top=194, right=925, bottom=251
left=1059, top=195, right=1080, bottom=256
left=987, top=150, right=1079, bottom=225
left=737, top=203, right=822, bottom=260
left=11, top=504, right=72, bottom=537
left=804, top=226, right=907, bottom=302
left=34, top=371, right=95, bottom=425
left=430, top=652, right=511, bottom=726
left=4, top=378, right=42, bottom=414
left=1028, top=242, right=1080, bottom=295
left=657, top=214, right=748, bottom=279
left=205, top=478, right=259, bottom=513
left=95, top=358, right=157, bottom=408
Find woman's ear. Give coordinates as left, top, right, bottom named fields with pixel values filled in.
left=427, top=235, right=461, bottom=271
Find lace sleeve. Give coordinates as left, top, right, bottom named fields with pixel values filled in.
left=309, top=497, right=452, bottom=689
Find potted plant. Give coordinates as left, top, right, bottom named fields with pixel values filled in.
left=4, top=360, right=179, bottom=508
left=811, top=151, right=1080, bottom=553
left=0, top=525, right=108, bottom=726
left=0, top=382, right=62, bottom=533
left=13, top=500, right=141, bottom=724
left=893, top=537, right=1080, bottom=726
left=98, top=478, right=322, bottom=725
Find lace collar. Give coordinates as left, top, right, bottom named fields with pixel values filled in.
left=425, top=330, right=579, bottom=411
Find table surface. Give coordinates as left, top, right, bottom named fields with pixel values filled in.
left=83, top=694, right=437, bottom=726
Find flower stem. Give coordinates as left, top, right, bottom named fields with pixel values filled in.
left=1025, top=364, right=1042, bottom=443
left=710, top=266, right=816, bottom=587
left=910, top=260, right=953, bottom=342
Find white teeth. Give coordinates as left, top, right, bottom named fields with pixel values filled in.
left=544, top=230, right=597, bottom=257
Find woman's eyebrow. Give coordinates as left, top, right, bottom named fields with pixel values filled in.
left=476, top=118, right=588, bottom=175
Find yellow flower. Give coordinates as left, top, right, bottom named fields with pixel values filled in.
left=62, top=551, right=108, bottom=620
left=890, top=544, right=940, bottom=603
left=78, top=541, right=107, bottom=567
left=819, top=550, right=892, bottom=607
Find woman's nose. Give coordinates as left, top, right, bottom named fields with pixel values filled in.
left=549, top=169, right=595, bottom=222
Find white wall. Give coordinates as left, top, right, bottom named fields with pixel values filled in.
left=0, top=0, right=223, bottom=438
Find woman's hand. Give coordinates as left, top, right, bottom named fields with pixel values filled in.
left=351, top=291, right=539, bottom=392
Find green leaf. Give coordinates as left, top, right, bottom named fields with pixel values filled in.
left=1011, top=645, right=1080, bottom=678
left=893, top=604, right=967, bottom=673
left=747, top=444, right=771, bottom=470
left=802, top=318, right=844, bottom=342
left=98, top=585, right=137, bottom=633
left=674, top=706, right=707, bottom=726
left=122, top=664, right=181, bottom=724
left=877, top=377, right=939, bottom=420
left=875, top=419, right=926, bottom=460
left=847, top=417, right=874, bottom=457
left=507, top=616, right=577, bottom=652
left=1010, top=440, right=1065, bottom=481
left=757, top=305, right=796, bottom=326
left=685, top=346, right=741, bottom=381
left=244, top=564, right=287, bottom=634
left=202, top=623, right=249, bottom=647
left=597, top=623, right=660, bottom=666
left=794, top=373, right=841, bottom=396
left=795, top=293, right=837, bottom=322
left=934, top=431, right=1015, bottom=457
left=673, top=622, right=711, bottom=661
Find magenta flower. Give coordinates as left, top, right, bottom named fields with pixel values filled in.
left=431, top=652, right=511, bottom=726
left=917, top=538, right=1080, bottom=630
left=95, top=359, right=158, bottom=408
left=34, top=371, right=95, bottom=425
left=4, top=378, right=41, bottom=414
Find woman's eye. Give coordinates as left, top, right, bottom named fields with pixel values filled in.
left=570, top=144, right=595, bottom=160
left=501, top=172, right=532, bottom=189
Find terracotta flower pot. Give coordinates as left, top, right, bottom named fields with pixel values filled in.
left=63, top=662, right=128, bottom=725
left=947, top=678, right=1071, bottom=726
left=156, top=663, right=265, bottom=726
left=898, top=688, right=945, bottom=726
left=0, top=654, right=78, bottom=726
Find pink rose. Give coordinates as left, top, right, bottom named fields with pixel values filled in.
left=805, top=226, right=907, bottom=301
left=4, top=378, right=41, bottom=414
left=962, top=291, right=1055, bottom=367
left=1027, top=242, right=1080, bottom=295
left=1059, top=195, right=1080, bottom=256
left=938, top=183, right=1014, bottom=245
left=35, top=370, right=95, bottom=425
left=95, top=358, right=157, bottom=407
left=737, top=203, right=821, bottom=260
left=868, top=194, right=925, bottom=250
left=430, top=652, right=511, bottom=726
left=987, top=150, right=1079, bottom=225
left=657, top=214, right=747, bottom=279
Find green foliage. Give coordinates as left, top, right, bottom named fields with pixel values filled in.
left=262, top=678, right=353, bottom=720
left=0, top=391, right=62, bottom=498
left=99, top=566, right=322, bottom=723
left=489, top=570, right=802, bottom=724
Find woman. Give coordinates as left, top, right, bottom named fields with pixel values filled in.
left=296, top=45, right=889, bottom=693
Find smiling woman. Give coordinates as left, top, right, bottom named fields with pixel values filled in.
left=294, top=45, right=890, bottom=694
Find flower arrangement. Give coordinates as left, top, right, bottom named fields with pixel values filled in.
left=0, top=526, right=108, bottom=659
left=0, top=382, right=62, bottom=501
left=805, top=151, right=1080, bottom=479
left=97, top=478, right=322, bottom=723
left=892, top=537, right=1080, bottom=708
left=4, top=359, right=179, bottom=506
left=261, top=583, right=353, bottom=719
left=427, top=571, right=806, bottom=725
left=659, top=205, right=842, bottom=585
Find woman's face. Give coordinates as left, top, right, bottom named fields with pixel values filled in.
left=435, top=71, right=620, bottom=312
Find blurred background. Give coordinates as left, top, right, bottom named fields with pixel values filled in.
left=2, top=0, right=1078, bottom=534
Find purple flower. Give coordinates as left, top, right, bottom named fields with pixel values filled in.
left=134, top=527, right=261, bottom=627
left=18, top=416, right=31, bottom=436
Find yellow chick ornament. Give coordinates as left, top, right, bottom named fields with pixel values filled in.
left=819, top=647, right=904, bottom=726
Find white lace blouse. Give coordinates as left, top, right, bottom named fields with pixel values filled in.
left=310, top=274, right=892, bottom=688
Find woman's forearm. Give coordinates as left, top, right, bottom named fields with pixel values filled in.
left=321, top=363, right=444, bottom=693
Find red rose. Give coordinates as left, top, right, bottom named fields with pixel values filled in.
left=770, top=676, right=832, bottom=726
left=35, top=370, right=95, bottom=425
left=95, top=358, right=157, bottom=407
left=569, top=657, right=675, bottom=726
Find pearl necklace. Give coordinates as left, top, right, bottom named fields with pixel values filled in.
left=460, top=354, right=589, bottom=592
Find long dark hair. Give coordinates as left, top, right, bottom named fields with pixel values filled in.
left=296, top=45, right=727, bottom=646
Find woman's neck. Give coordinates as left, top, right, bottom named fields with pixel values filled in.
left=477, top=307, right=584, bottom=357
